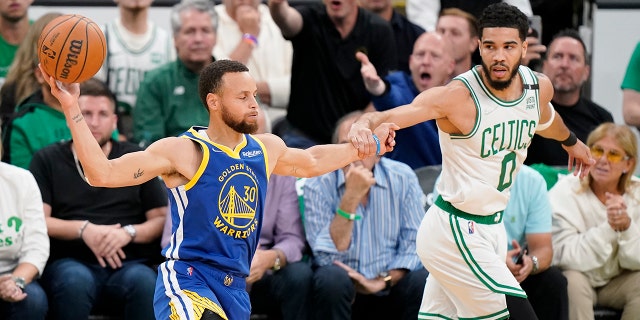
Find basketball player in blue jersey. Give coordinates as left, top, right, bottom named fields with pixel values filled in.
left=38, top=60, right=398, bottom=320
left=349, top=3, right=595, bottom=320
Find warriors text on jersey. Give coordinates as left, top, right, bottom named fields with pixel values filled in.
left=436, top=65, right=541, bottom=215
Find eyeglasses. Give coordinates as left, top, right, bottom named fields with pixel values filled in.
left=590, top=146, right=630, bottom=163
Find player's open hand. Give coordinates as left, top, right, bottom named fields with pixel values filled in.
left=38, top=63, right=80, bottom=110
left=562, top=139, right=595, bottom=179
left=356, top=52, right=386, bottom=96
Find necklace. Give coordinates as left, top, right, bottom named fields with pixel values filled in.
left=71, top=146, right=89, bottom=183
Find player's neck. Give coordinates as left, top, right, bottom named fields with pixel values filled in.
left=203, top=126, right=245, bottom=150
left=119, top=8, right=149, bottom=34
left=0, top=17, right=29, bottom=44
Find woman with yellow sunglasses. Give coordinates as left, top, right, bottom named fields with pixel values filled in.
left=548, top=122, right=640, bottom=320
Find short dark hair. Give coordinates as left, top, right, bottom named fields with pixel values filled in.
left=478, top=3, right=529, bottom=41
left=79, top=78, right=117, bottom=111
left=545, top=28, right=589, bottom=64
left=198, top=60, right=249, bottom=111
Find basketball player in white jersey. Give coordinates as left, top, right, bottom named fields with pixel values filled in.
left=349, top=3, right=594, bottom=320
left=96, top=0, right=175, bottom=140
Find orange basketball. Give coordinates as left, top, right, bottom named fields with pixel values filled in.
left=38, top=14, right=106, bottom=84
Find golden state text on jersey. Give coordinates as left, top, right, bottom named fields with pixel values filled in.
left=162, top=126, right=268, bottom=277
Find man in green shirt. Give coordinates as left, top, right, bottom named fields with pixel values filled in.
left=0, top=0, right=32, bottom=88
left=132, top=0, right=217, bottom=148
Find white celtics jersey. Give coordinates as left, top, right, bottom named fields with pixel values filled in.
left=100, top=21, right=174, bottom=113
left=437, top=65, right=541, bottom=216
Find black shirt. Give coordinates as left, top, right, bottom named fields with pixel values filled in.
left=29, top=140, right=167, bottom=265
left=525, top=98, right=613, bottom=166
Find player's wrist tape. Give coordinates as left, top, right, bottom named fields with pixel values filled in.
left=560, top=131, right=577, bottom=147
left=336, top=208, right=362, bottom=221
left=242, top=33, right=258, bottom=46
left=78, top=220, right=90, bottom=239
left=372, top=134, right=381, bottom=155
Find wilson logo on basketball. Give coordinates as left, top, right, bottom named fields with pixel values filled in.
left=59, top=40, right=83, bottom=80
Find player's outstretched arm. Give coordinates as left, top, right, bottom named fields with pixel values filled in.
left=39, top=64, right=175, bottom=187
left=349, top=85, right=454, bottom=157
left=265, top=123, right=397, bottom=177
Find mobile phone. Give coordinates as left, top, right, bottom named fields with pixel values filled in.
left=528, top=15, right=542, bottom=42
left=513, top=245, right=528, bottom=265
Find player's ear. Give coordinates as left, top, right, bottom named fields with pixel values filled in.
left=206, top=92, right=219, bottom=111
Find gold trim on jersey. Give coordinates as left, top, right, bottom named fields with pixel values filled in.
left=250, top=134, right=270, bottom=181
left=189, top=128, right=248, bottom=159
left=169, top=289, right=228, bottom=320
left=182, top=134, right=210, bottom=191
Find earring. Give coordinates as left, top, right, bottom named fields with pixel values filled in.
left=623, top=170, right=628, bottom=174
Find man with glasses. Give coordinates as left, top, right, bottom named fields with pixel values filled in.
left=525, top=29, right=612, bottom=168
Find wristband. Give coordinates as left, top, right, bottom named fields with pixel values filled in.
left=372, top=134, right=381, bottom=156
left=336, top=208, right=362, bottom=221
left=78, top=220, right=90, bottom=239
left=560, top=131, right=577, bottom=147
left=242, top=33, right=258, bottom=46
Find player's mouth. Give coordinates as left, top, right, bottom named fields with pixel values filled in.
left=491, top=66, right=508, bottom=78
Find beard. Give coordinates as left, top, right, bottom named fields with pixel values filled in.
left=481, top=58, right=521, bottom=91
left=222, top=106, right=258, bottom=134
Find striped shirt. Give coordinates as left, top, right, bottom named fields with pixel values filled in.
left=303, top=157, right=425, bottom=279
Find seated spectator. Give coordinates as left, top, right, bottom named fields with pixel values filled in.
left=95, top=0, right=175, bottom=141
left=1, top=58, right=70, bottom=169
left=29, top=79, right=167, bottom=320
left=526, top=29, right=613, bottom=167
left=0, top=0, right=32, bottom=88
left=133, top=0, right=217, bottom=148
left=549, top=123, right=640, bottom=320
left=303, top=111, right=428, bottom=320
left=503, top=165, right=568, bottom=320
left=161, top=107, right=311, bottom=320
left=213, top=0, right=292, bottom=121
left=0, top=133, right=49, bottom=320
left=1, top=13, right=62, bottom=127
left=358, top=32, right=454, bottom=169
left=360, top=0, right=424, bottom=73
left=435, top=8, right=478, bottom=78
left=622, top=41, right=640, bottom=129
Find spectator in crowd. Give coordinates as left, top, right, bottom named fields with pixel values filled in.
left=0, top=0, right=32, bottom=88
left=96, top=0, right=175, bottom=141
left=213, top=0, right=292, bottom=122
left=405, top=0, right=532, bottom=32
left=526, top=29, right=613, bottom=167
left=160, top=107, right=311, bottom=320
left=549, top=123, right=640, bottom=320
left=303, top=110, right=427, bottom=320
left=503, top=165, right=568, bottom=320
left=435, top=8, right=478, bottom=79
left=0, top=132, right=49, bottom=320
left=622, top=41, right=640, bottom=129
left=133, top=0, right=217, bottom=148
left=269, top=0, right=397, bottom=147
left=2, top=54, right=70, bottom=169
left=359, top=0, right=424, bottom=74
left=358, top=32, right=454, bottom=169
left=29, top=78, right=167, bottom=320
left=1, top=12, right=61, bottom=127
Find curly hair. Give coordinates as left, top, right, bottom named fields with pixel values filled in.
left=478, top=3, right=529, bottom=41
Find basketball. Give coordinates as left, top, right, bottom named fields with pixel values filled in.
left=38, top=14, right=106, bottom=84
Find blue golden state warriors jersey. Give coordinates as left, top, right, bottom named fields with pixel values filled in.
left=162, top=126, right=268, bottom=277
